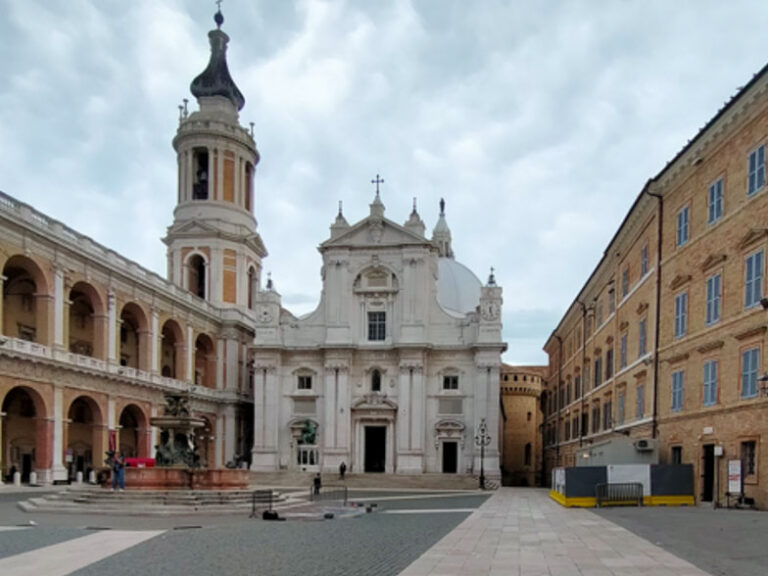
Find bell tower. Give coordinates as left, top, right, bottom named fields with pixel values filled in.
left=164, top=7, right=266, bottom=310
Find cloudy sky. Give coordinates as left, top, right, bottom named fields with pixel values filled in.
left=0, top=1, right=766, bottom=365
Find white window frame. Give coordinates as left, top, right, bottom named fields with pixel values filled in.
left=676, top=205, right=689, bottom=247
left=442, top=374, right=459, bottom=391
left=703, top=360, right=718, bottom=407
left=706, top=273, right=721, bottom=325
left=671, top=370, right=684, bottom=412
left=367, top=310, right=386, bottom=341
left=745, top=249, right=764, bottom=309
left=708, top=177, right=724, bottom=224
left=748, top=143, right=766, bottom=196
left=297, top=375, right=313, bottom=390
left=674, top=292, right=688, bottom=339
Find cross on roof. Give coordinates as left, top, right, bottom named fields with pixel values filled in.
left=216, top=0, right=223, bottom=11
left=371, top=174, right=384, bottom=194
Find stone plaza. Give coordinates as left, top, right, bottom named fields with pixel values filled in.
left=2, top=485, right=767, bottom=575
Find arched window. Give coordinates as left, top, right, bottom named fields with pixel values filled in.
left=192, top=149, right=209, bottom=200
left=187, top=254, right=206, bottom=299
left=371, top=369, right=381, bottom=392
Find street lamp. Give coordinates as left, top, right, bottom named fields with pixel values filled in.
left=474, top=418, right=491, bottom=490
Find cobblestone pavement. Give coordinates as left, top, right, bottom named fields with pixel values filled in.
left=595, top=505, right=768, bottom=576
left=0, top=491, right=489, bottom=576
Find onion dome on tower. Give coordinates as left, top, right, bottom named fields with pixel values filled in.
left=190, top=8, right=245, bottom=111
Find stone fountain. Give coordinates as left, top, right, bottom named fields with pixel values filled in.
left=123, top=393, right=250, bottom=490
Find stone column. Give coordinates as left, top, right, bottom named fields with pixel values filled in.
left=151, top=310, right=159, bottom=373
left=337, top=367, right=349, bottom=450
left=215, top=415, right=224, bottom=469
left=250, top=365, right=278, bottom=471
left=0, top=275, right=5, bottom=334
left=0, top=411, right=5, bottom=484
left=51, top=386, right=67, bottom=482
left=186, top=325, right=194, bottom=383
left=411, top=367, right=424, bottom=452
left=107, top=292, right=117, bottom=363
left=224, top=405, right=236, bottom=464
left=224, top=338, right=239, bottom=391
left=53, top=267, right=65, bottom=349
left=397, top=367, right=411, bottom=451
left=324, top=367, right=337, bottom=451
left=216, top=338, right=225, bottom=389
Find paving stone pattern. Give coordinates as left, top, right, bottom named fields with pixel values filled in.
left=69, top=508, right=473, bottom=576
left=399, top=488, right=711, bottom=576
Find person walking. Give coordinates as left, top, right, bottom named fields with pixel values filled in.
left=313, top=472, right=322, bottom=495
left=339, top=461, right=347, bottom=480
left=111, top=451, right=126, bottom=492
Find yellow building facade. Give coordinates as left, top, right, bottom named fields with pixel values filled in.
left=0, top=10, right=261, bottom=484
left=499, top=364, right=546, bottom=486
left=544, top=63, right=768, bottom=508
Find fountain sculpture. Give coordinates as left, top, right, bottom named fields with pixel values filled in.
left=121, top=393, right=249, bottom=490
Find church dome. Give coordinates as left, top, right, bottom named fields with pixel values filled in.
left=437, top=258, right=482, bottom=315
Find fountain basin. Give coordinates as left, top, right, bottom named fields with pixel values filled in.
left=124, top=467, right=250, bottom=490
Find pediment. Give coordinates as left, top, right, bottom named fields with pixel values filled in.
left=434, top=418, right=466, bottom=432
left=701, top=253, right=727, bottom=272
left=320, top=216, right=433, bottom=250
left=351, top=393, right=398, bottom=411
left=738, top=228, right=768, bottom=250
left=166, top=219, right=219, bottom=237
left=669, top=274, right=692, bottom=291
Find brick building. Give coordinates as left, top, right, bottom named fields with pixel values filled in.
left=544, top=63, right=768, bottom=508
left=499, top=364, right=546, bottom=486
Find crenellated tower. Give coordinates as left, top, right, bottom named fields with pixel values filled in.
left=164, top=8, right=266, bottom=310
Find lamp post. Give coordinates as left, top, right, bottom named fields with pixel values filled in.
left=475, top=418, right=491, bottom=490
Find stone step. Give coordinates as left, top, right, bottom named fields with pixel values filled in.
left=250, top=472, right=487, bottom=490
left=17, top=491, right=302, bottom=516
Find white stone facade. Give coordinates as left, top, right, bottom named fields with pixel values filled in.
left=250, top=196, right=506, bottom=475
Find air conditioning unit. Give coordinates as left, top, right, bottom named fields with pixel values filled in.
left=634, top=439, right=654, bottom=452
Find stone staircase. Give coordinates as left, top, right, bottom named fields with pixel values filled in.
left=250, top=471, right=491, bottom=491
left=17, top=487, right=297, bottom=516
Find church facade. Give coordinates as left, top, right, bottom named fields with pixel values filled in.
left=0, top=8, right=505, bottom=483
left=250, top=194, right=505, bottom=475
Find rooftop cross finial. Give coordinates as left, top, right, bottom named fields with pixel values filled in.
left=412, top=197, right=417, bottom=212
left=439, top=197, right=445, bottom=216
left=338, top=200, right=343, bottom=216
left=371, top=174, right=384, bottom=195
left=214, top=0, right=224, bottom=28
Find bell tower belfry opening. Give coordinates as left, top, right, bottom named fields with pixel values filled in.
left=164, top=7, right=267, bottom=309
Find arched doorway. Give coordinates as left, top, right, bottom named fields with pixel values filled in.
left=1, top=387, right=48, bottom=483
left=161, top=320, right=185, bottom=380
left=68, top=282, right=104, bottom=358
left=2, top=255, right=49, bottom=343
left=119, top=303, right=148, bottom=370
left=65, top=396, right=103, bottom=481
left=118, top=404, right=148, bottom=458
left=194, top=333, right=216, bottom=388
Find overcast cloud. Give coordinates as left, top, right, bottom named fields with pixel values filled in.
left=0, top=0, right=766, bottom=365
